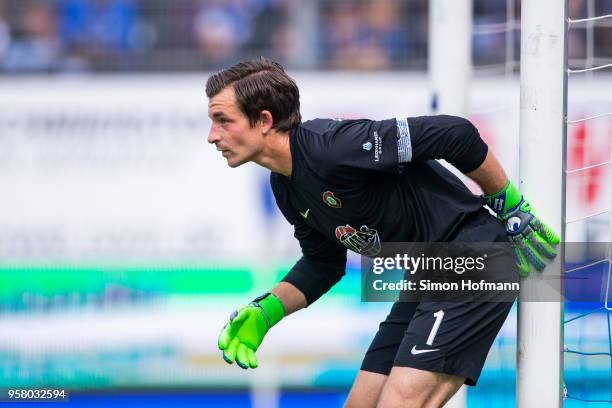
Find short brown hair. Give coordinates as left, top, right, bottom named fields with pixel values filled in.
left=206, top=59, right=301, bottom=132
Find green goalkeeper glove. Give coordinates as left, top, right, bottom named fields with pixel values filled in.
left=218, top=292, right=285, bottom=369
left=483, top=180, right=560, bottom=277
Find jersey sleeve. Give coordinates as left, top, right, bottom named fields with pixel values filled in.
left=323, top=119, right=402, bottom=175
left=270, top=174, right=347, bottom=306
left=406, top=115, right=489, bottom=173
left=322, top=115, right=488, bottom=176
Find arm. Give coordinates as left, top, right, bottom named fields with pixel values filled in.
left=465, top=149, right=508, bottom=195
left=270, top=281, right=307, bottom=315
left=466, top=144, right=559, bottom=277
left=403, top=115, right=559, bottom=275
left=217, top=174, right=347, bottom=370
left=271, top=172, right=347, bottom=306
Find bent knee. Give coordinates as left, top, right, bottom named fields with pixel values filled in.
left=376, top=367, right=464, bottom=408
left=344, top=370, right=388, bottom=408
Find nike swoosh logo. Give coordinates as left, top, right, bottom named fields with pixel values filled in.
left=300, top=209, right=310, bottom=219
left=411, top=345, right=440, bottom=355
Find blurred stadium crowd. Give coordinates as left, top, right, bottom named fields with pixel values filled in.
left=0, top=0, right=610, bottom=72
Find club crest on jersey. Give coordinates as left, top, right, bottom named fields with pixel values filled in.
left=335, top=224, right=381, bottom=256
left=363, top=142, right=373, bottom=151
left=323, top=191, right=342, bottom=208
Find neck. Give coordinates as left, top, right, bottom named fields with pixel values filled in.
left=253, top=130, right=292, bottom=177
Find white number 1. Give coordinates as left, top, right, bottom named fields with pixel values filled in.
left=426, top=310, right=445, bottom=346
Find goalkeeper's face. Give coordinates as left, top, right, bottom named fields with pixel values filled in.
left=207, top=86, right=266, bottom=168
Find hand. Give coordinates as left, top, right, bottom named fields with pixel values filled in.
left=218, top=292, right=285, bottom=369
left=484, top=181, right=560, bottom=277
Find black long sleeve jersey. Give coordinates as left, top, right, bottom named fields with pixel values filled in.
left=270, top=115, right=489, bottom=305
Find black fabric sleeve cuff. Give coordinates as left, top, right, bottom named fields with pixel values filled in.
left=281, top=256, right=346, bottom=306
left=454, top=138, right=488, bottom=173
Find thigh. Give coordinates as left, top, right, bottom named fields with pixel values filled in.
left=344, top=370, right=388, bottom=408
left=349, top=302, right=418, bottom=408
left=360, top=301, right=419, bottom=375
left=377, top=366, right=464, bottom=408
left=393, top=299, right=514, bottom=386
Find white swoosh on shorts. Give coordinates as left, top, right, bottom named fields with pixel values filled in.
left=410, top=345, right=440, bottom=355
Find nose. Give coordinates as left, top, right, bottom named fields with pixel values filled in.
left=207, top=124, right=221, bottom=144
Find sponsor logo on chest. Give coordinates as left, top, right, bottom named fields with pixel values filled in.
left=334, top=224, right=381, bottom=256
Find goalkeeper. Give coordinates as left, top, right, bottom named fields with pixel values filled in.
left=206, top=59, right=559, bottom=408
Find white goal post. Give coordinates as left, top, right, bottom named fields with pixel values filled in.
left=429, top=2, right=472, bottom=407
left=428, top=0, right=472, bottom=117
left=516, top=0, right=567, bottom=407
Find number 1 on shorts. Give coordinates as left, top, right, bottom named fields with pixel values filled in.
left=426, top=310, right=445, bottom=346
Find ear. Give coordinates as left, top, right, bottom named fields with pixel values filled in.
left=260, top=110, right=274, bottom=134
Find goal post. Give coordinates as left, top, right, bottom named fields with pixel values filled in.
left=428, top=2, right=472, bottom=407
left=428, top=0, right=472, bottom=117
left=516, top=0, right=568, bottom=406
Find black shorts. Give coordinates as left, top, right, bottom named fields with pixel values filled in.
left=360, top=209, right=517, bottom=386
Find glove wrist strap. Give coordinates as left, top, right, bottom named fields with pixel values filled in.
left=251, top=292, right=285, bottom=328
left=483, top=180, right=522, bottom=214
